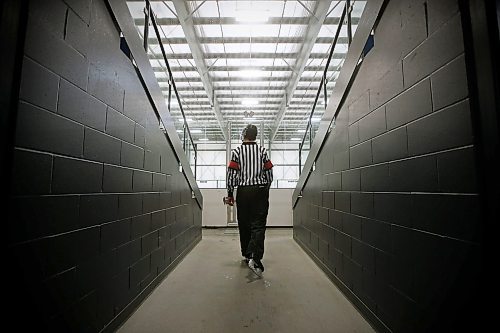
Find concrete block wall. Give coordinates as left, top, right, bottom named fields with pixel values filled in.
left=294, top=0, right=482, bottom=331
left=8, top=0, right=201, bottom=331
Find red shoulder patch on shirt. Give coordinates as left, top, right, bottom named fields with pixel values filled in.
left=264, top=160, right=273, bottom=170
left=228, top=160, right=240, bottom=170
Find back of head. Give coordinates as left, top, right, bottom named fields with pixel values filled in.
left=242, top=124, right=258, bottom=141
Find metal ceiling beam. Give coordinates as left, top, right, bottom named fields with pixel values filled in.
left=149, top=51, right=346, bottom=59
left=129, top=0, right=320, bottom=2
left=168, top=96, right=321, bottom=102
left=155, top=65, right=331, bottom=72
left=218, top=94, right=320, bottom=99
left=171, top=0, right=227, bottom=140
left=135, top=16, right=359, bottom=26
left=175, top=86, right=316, bottom=91
left=269, top=0, right=333, bottom=143
left=158, top=76, right=333, bottom=82
left=149, top=36, right=350, bottom=45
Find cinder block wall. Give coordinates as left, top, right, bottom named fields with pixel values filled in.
left=294, top=0, right=482, bottom=331
left=7, top=0, right=202, bottom=331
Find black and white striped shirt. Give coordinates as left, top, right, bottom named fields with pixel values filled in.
left=227, top=142, right=273, bottom=196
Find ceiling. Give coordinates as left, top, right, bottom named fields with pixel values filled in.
left=126, top=0, right=366, bottom=144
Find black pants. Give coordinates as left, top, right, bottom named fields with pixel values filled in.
left=236, top=184, right=270, bottom=260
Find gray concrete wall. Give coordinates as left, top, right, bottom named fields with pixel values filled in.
left=8, top=0, right=201, bottom=331
left=293, top=0, right=482, bottom=331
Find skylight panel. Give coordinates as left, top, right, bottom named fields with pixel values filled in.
left=159, top=25, right=186, bottom=38
left=223, top=44, right=252, bottom=53
left=270, top=71, right=292, bottom=78
left=326, top=1, right=344, bottom=17
left=194, top=0, right=218, bottom=17
left=231, top=70, right=272, bottom=78
left=311, top=43, right=331, bottom=54
left=126, top=2, right=145, bottom=19
left=176, top=59, right=196, bottom=67
left=272, top=58, right=296, bottom=67
left=182, top=71, right=202, bottom=78
left=168, top=44, right=192, bottom=53
left=196, top=25, right=222, bottom=38
left=222, top=25, right=281, bottom=38
left=283, top=1, right=303, bottom=17
left=154, top=72, right=168, bottom=79
left=210, top=71, right=230, bottom=78
left=274, top=43, right=292, bottom=54
left=204, top=43, right=225, bottom=53
left=151, top=1, right=177, bottom=18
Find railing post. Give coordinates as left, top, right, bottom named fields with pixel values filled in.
left=194, top=144, right=197, bottom=180
left=346, top=0, right=352, bottom=45
left=143, top=0, right=150, bottom=51
left=183, top=125, right=186, bottom=151
left=167, top=80, right=172, bottom=112
left=299, top=142, right=302, bottom=176
left=309, top=120, right=312, bottom=148
left=323, top=73, right=328, bottom=108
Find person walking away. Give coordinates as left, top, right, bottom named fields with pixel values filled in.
left=226, top=124, right=273, bottom=277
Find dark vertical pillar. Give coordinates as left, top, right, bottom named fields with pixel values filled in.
left=459, top=0, right=499, bottom=328
left=1, top=0, right=28, bottom=193
left=2, top=1, right=30, bottom=329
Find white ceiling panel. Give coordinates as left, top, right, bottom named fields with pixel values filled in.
left=127, top=0, right=367, bottom=143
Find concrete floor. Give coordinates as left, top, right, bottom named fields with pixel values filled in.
left=117, top=228, right=376, bottom=333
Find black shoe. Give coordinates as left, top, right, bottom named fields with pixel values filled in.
left=248, top=259, right=264, bottom=277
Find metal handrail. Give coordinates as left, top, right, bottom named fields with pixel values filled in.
left=299, top=2, right=348, bottom=174
left=145, top=0, right=198, bottom=168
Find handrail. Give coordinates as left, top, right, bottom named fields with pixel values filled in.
left=299, top=3, right=347, bottom=175
left=145, top=1, right=197, bottom=168
left=106, top=0, right=203, bottom=208
left=293, top=0, right=386, bottom=207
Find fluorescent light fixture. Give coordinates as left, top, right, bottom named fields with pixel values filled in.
left=290, top=138, right=302, bottom=141
left=190, top=129, right=202, bottom=134
left=311, top=117, right=321, bottom=122
left=238, top=69, right=264, bottom=78
left=180, top=117, right=193, bottom=123
left=242, top=99, right=258, bottom=106
left=198, top=138, right=210, bottom=141
left=297, top=129, right=306, bottom=133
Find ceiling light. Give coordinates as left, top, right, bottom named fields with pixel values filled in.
left=190, top=129, right=202, bottom=134
left=290, top=138, right=302, bottom=141
left=180, top=117, right=193, bottom=123
left=297, top=129, right=306, bottom=133
left=242, top=99, right=258, bottom=106
left=311, top=117, right=321, bottom=122
left=199, top=138, right=210, bottom=141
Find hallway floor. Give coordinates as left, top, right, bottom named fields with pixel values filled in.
left=117, top=228, right=375, bottom=333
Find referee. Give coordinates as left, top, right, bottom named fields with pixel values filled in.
left=226, top=124, right=273, bottom=277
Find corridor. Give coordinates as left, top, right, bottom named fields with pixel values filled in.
left=118, top=229, right=375, bottom=333
left=4, top=0, right=497, bottom=332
